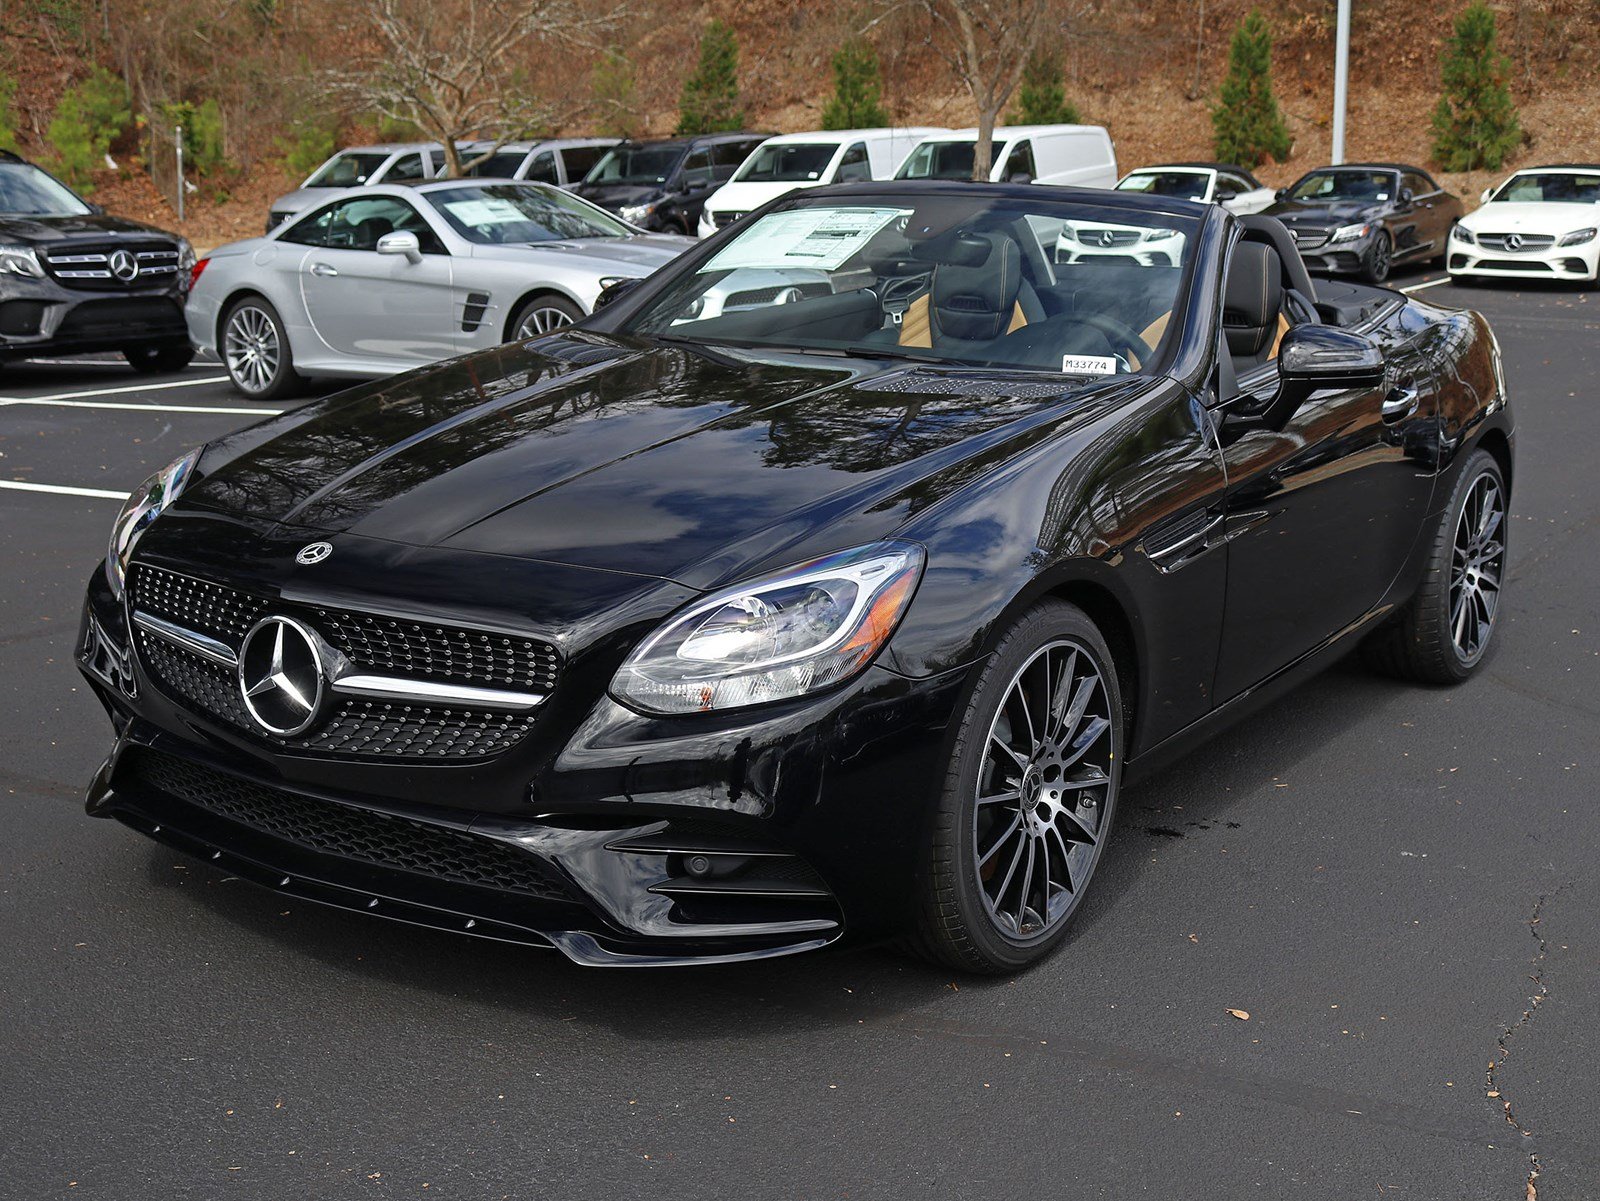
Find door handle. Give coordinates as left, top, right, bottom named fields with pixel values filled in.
left=1382, top=384, right=1420, bottom=422
left=309, top=262, right=338, bottom=277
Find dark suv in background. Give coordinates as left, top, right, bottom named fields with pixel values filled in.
left=572, top=132, right=768, bottom=234
left=0, top=150, right=194, bottom=373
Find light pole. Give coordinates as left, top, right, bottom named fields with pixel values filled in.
left=1331, top=0, right=1351, bottom=164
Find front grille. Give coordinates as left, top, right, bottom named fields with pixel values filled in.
left=1476, top=233, right=1555, bottom=253
left=41, top=242, right=181, bottom=291
left=55, top=297, right=186, bottom=337
left=128, top=748, right=572, bottom=901
left=724, top=282, right=830, bottom=308
left=1073, top=227, right=1142, bottom=248
left=1473, top=259, right=1553, bottom=272
left=130, top=564, right=558, bottom=760
left=1289, top=228, right=1330, bottom=250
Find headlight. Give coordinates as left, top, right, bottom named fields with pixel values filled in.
left=1558, top=227, right=1597, bottom=246
left=619, top=203, right=654, bottom=226
left=0, top=244, right=44, bottom=277
left=610, top=542, right=924, bottom=714
left=597, top=275, right=634, bottom=290
left=176, top=238, right=196, bottom=290
left=1451, top=224, right=1477, bottom=245
left=106, top=448, right=201, bottom=598
left=1330, top=223, right=1371, bottom=243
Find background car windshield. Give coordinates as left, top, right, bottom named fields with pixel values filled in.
left=896, top=141, right=977, bottom=180
left=305, top=152, right=391, bottom=187
left=0, top=164, right=91, bottom=216
left=1288, top=170, right=1394, bottom=202
left=619, top=196, right=1196, bottom=374
left=734, top=143, right=837, bottom=182
left=431, top=184, right=630, bottom=243
left=1492, top=172, right=1600, bottom=204
left=465, top=151, right=526, bottom=179
left=1117, top=171, right=1208, bottom=200
left=585, top=145, right=684, bottom=185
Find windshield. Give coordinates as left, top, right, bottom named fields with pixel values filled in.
left=465, top=151, right=527, bottom=179
left=305, top=152, right=392, bottom=188
left=618, top=195, right=1197, bottom=375
left=896, top=141, right=979, bottom=181
left=429, top=182, right=631, bottom=243
left=1287, top=170, right=1396, bottom=203
left=734, top=143, right=837, bottom=183
left=584, top=145, right=685, bottom=186
left=1491, top=172, right=1600, bottom=204
left=1117, top=171, right=1208, bottom=201
left=0, top=163, right=92, bottom=216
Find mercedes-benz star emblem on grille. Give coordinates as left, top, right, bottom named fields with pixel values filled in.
left=295, top=541, right=333, bottom=565
left=1097, top=229, right=1117, bottom=247
left=109, top=249, right=140, bottom=282
left=1505, top=233, right=1524, bottom=252
left=237, top=616, right=325, bottom=736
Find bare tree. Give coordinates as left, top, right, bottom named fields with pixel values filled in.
left=342, top=0, right=629, bottom=177
left=919, top=0, right=1057, bottom=181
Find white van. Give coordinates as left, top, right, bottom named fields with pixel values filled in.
left=894, top=125, right=1117, bottom=188
left=697, top=128, right=947, bottom=236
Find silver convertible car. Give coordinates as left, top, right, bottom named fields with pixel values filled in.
left=187, top=180, right=694, bottom=398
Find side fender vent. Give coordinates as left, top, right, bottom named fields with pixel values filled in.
left=462, top=292, right=491, bottom=332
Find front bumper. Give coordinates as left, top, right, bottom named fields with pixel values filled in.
left=1448, top=238, right=1599, bottom=281
left=76, top=557, right=969, bottom=965
left=0, top=274, right=188, bottom=360
left=1291, top=234, right=1374, bottom=276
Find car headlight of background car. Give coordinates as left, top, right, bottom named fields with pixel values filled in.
left=1451, top=224, right=1477, bottom=245
left=611, top=542, right=924, bottom=714
left=1558, top=227, right=1597, bottom=246
left=0, top=244, right=45, bottom=277
left=1330, top=223, right=1372, bottom=244
left=106, top=448, right=201, bottom=598
left=619, top=203, right=656, bottom=226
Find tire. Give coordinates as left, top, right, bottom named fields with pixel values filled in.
left=221, top=296, right=303, bottom=400
left=908, top=601, right=1124, bottom=974
left=1363, top=448, right=1507, bottom=684
left=508, top=294, right=582, bottom=341
left=124, top=344, right=195, bottom=373
left=1360, top=231, right=1392, bottom=284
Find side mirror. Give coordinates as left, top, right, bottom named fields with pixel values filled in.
left=1274, top=188, right=1287, bottom=201
left=376, top=230, right=422, bottom=263
left=1233, top=326, right=1386, bottom=430
left=1398, top=187, right=1415, bottom=207
left=87, top=202, right=107, bottom=216
left=593, top=277, right=642, bottom=311
left=1007, top=172, right=1033, bottom=184
left=1216, top=190, right=1237, bottom=203
left=1480, top=186, right=1495, bottom=204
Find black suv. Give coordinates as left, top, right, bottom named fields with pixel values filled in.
left=571, top=132, right=768, bottom=235
left=0, top=150, right=194, bottom=371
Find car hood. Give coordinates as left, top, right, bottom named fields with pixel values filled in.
left=269, top=187, right=342, bottom=215
left=467, top=235, right=692, bottom=269
left=704, top=181, right=812, bottom=214
left=569, top=183, right=665, bottom=210
left=1461, top=201, right=1600, bottom=233
left=1263, top=198, right=1385, bottom=227
left=0, top=212, right=179, bottom=244
left=183, top=335, right=1117, bottom=591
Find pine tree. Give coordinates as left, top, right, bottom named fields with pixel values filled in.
left=676, top=20, right=744, bottom=135
left=820, top=39, right=889, bottom=131
left=1211, top=11, right=1291, bottom=168
left=46, top=67, right=131, bottom=190
left=1431, top=2, right=1520, bottom=171
left=592, top=47, right=638, bottom=140
left=1011, top=49, right=1080, bottom=126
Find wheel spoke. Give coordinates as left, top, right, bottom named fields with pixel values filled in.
left=977, top=788, right=1022, bottom=808
left=978, top=812, right=1022, bottom=870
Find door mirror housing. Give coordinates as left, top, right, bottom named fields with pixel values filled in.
left=1215, top=190, right=1237, bottom=203
left=376, top=230, right=422, bottom=263
left=87, top=202, right=107, bottom=216
left=1398, top=187, right=1415, bottom=207
left=1007, top=172, right=1033, bottom=184
left=1230, top=325, right=1386, bottom=431
left=1274, top=188, right=1287, bottom=201
left=594, top=276, right=643, bottom=311
left=1480, top=186, right=1495, bottom=204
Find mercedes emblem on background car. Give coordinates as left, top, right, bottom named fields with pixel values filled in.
left=295, top=541, right=333, bottom=565
left=237, top=616, right=325, bottom=736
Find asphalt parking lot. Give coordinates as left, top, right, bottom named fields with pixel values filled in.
left=3, top=268, right=1597, bottom=1200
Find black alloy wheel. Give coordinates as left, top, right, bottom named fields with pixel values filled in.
left=1361, top=231, right=1392, bottom=284
left=1364, top=448, right=1507, bottom=683
left=125, top=345, right=196, bottom=374
left=910, top=602, right=1123, bottom=974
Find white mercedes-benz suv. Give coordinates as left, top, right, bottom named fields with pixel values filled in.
left=1449, top=165, right=1600, bottom=286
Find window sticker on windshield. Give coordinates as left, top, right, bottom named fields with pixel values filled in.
left=1062, top=355, right=1118, bottom=375
left=445, top=198, right=533, bottom=225
left=705, top=207, right=904, bottom=272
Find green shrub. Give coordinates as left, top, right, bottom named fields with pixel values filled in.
left=1431, top=2, right=1520, bottom=171
left=1011, top=50, right=1080, bottom=126
left=821, top=40, right=889, bottom=131
left=0, top=74, right=19, bottom=152
left=1211, top=11, right=1292, bottom=168
left=276, top=117, right=336, bottom=178
left=47, top=67, right=131, bottom=190
left=162, top=98, right=229, bottom=175
left=592, top=47, right=638, bottom=139
left=676, top=20, right=744, bottom=135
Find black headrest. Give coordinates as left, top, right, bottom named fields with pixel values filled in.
left=1223, top=241, right=1284, bottom=355
left=1237, top=214, right=1317, bottom=299
left=353, top=215, right=394, bottom=249
left=932, top=233, right=1023, bottom=342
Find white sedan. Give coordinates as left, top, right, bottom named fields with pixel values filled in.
left=1115, top=163, right=1276, bottom=214
left=187, top=180, right=694, bottom=399
left=1449, top=165, right=1600, bottom=286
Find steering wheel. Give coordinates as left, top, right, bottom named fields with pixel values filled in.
left=1070, top=312, right=1156, bottom=368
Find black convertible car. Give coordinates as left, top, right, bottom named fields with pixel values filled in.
left=1264, top=163, right=1464, bottom=283
left=77, top=183, right=1513, bottom=973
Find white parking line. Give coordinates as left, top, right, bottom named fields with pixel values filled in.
left=2, top=375, right=231, bottom=402
left=0, top=396, right=282, bottom=415
left=0, top=480, right=128, bottom=500
left=1401, top=278, right=1453, bottom=294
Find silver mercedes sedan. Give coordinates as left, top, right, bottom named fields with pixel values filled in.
left=187, top=180, right=695, bottom=398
